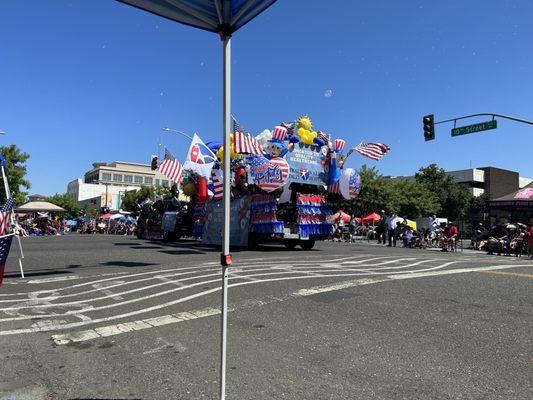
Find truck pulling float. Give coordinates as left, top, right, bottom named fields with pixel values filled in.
left=139, top=115, right=362, bottom=249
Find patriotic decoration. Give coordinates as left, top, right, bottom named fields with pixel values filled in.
left=317, top=131, right=329, bottom=147
left=183, top=134, right=216, bottom=178
left=328, top=181, right=340, bottom=194
left=157, top=148, right=183, bottom=183
left=0, top=197, right=15, bottom=286
left=349, top=142, right=390, bottom=161
left=333, top=139, right=346, bottom=152
left=0, top=197, right=14, bottom=236
left=249, top=155, right=289, bottom=192
left=514, top=188, right=533, bottom=199
left=211, top=168, right=224, bottom=200
left=232, top=116, right=248, bottom=135
left=272, top=126, right=287, bottom=141
left=339, top=168, right=362, bottom=200
left=234, top=131, right=263, bottom=155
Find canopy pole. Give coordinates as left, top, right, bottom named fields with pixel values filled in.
left=1, top=165, right=24, bottom=278
left=219, top=34, right=231, bottom=400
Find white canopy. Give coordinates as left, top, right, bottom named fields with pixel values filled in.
left=16, top=201, right=66, bottom=213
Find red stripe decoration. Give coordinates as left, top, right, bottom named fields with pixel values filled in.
left=158, top=159, right=184, bottom=183
left=0, top=211, right=11, bottom=236
left=333, top=139, right=345, bottom=152
left=234, top=132, right=263, bottom=155
left=328, top=182, right=340, bottom=194
left=211, top=169, right=224, bottom=200
left=353, top=142, right=390, bottom=161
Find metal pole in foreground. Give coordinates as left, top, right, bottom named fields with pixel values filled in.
left=0, top=165, right=24, bottom=278
left=219, top=34, right=231, bottom=400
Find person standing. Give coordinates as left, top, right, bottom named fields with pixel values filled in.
left=385, top=212, right=398, bottom=247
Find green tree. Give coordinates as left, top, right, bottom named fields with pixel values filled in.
left=47, top=193, right=80, bottom=219
left=0, top=144, right=30, bottom=205
left=415, top=164, right=471, bottom=221
left=390, top=178, right=440, bottom=219
left=121, top=186, right=154, bottom=214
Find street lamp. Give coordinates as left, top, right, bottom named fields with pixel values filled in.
left=161, top=127, right=193, bottom=141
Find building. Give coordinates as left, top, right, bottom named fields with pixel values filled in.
left=392, top=166, right=532, bottom=199
left=445, top=167, right=531, bottom=199
left=67, top=161, right=176, bottom=210
left=27, top=194, right=47, bottom=202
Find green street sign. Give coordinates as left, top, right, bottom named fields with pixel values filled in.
left=451, top=120, right=497, bottom=137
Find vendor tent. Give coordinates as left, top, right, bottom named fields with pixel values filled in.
left=489, top=182, right=533, bottom=222
left=100, top=213, right=113, bottom=219
left=16, top=201, right=66, bottom=213
left=360, top=212, right=381, bottom=223
left=332, top=211, right=351, bottom=223
left=109, top=214, right=125, bottom=220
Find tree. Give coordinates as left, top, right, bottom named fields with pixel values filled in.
left=0, top=144, right=30, bottom=205
left=390, top=178, right=440, bottom=219
left=415, top=164, right=471, bottom=221
left=47, top=193, right=80, bottom=219
left=121, top=186, right=155, bottom=214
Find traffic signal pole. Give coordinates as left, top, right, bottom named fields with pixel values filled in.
left=434, top=113, right=533, bottom=126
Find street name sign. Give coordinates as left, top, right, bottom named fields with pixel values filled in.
left=451, top=120, right=497, bottom=137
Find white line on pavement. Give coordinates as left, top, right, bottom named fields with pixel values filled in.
left=49, top=263, right=533, bottom=345
left=2, top=263, right=531, bottom=338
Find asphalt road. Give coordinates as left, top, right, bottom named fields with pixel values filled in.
left=0, top=235, right=531, bottom=400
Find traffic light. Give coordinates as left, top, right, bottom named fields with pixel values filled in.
left=151, top=155, right=158, bottom=170
left=423, top=114, right=435, bottom=141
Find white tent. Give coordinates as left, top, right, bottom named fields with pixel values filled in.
left=16, top=201, right=66, bottom=213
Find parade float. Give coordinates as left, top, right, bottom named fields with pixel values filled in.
left=150, top=116, right=362, bottom=249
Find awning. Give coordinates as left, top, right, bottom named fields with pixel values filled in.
left=16, top=201, right=66, bottom=213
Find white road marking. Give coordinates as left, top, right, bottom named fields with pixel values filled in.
left=52, top=307, right=220, bottom=345
left=49, top=263, right=533, bottom=344
left=91, top=281, right=125, bottom=301
left=1, top=263, right=529, bottom=338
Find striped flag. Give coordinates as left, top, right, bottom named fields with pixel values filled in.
left=158, top=148, right=184, bottom=183
left=211, top=169, right=224, bottom=200
left=0, top=197, right=14, bottom=286
left=349, top=142, right=390, bottom=161
left=0, top=197, right=14, bottom=236
left=234, top=131, right=263, bottom=155
left=328, top=182, right=340, bottom=194
left=232, top=116, right=263, bottom=155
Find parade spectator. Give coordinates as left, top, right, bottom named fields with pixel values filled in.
left=486, top=223, right=508, bottom=255
left=440, top=222, right=458, bottom=252
left=385, top=211, right=399, bottom=247
left=526, top=217, right=533, bottom=257
left=376, top=210, right=387, bottom=244
left=402, top=226, right=414, bottom=248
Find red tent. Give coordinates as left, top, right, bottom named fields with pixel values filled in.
left=100, top=213, right=113, bottom=219
left=360, top=212, right=381, bottom=223
left=332, top=211, right=351, bottom=223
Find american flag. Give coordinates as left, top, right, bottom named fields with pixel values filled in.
left=211, top=169, right=224, bottom=200
left=158, top=148, right=183, bottom=183
left=233, top=116, right=263, bottom=155
left=317, top=131, right=329, bottom=146
left=0, top=197, right=14, bottom=286
left=250, top=157, right=289, bottom=192
left=349, top=142, right=390, bottom=161
left=0, top=197, right=14, bottom=236
left=234, top=131, right=263, bottom=155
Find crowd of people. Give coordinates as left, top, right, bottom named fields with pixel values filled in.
left=332, top=211, right=533, bottom=257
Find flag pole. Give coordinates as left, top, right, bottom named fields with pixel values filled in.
left=219, top=33, right=231, bottom=400
left=0, top=165, right=24, bottom=278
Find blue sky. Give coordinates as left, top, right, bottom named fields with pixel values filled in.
left=1, top=0, right=532, bottom=195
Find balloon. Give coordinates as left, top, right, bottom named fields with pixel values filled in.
left=339, top=168, right=362, bottom=200
left=254, top=129, right=272, bottom=147
left=297, top=127, right=316, bottom=145
left=249, top=155, right=289, bottom=192
left=296, top=115, right=313, bottom=131
left=196, top=177, right=208, bottom=202
left=205, top=141, right=222, bottom=154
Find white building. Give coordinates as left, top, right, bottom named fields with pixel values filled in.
left=67, top=161, right=176, bottom=210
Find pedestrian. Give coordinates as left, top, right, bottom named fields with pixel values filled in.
left=385, top=211, right=398, bottom=247
left=527, top=217, right=533, bottom=258
left=376, top=210, right=386, bottom=244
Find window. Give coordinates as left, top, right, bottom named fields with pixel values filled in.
left=144, top=177, right=153, bottom=185
left=113, top=174, right=122, bottom=182
left=124, top=175, right=133, bottom=183
left=134, top=175, right=143, bottom=184
left=101, top=173, right=112, bottom=181
left=155, top=179, right=160, bottom=186
left=162, top=180, right=169, bottom=187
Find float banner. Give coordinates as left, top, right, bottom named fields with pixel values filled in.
left=202, top=196, right=250, bottom=247
left=285, top=143, right=327, bottom=185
